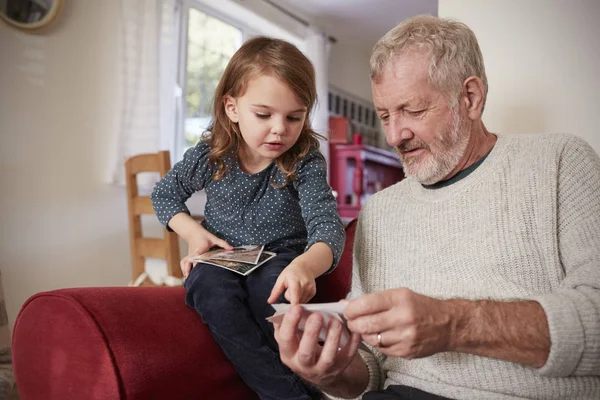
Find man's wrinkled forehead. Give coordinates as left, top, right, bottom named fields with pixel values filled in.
left=381, top=49, right=431, bottom=82
left=372, top=53, right=433, bottom=104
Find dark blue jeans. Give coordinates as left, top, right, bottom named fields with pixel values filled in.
left=184, top=247, right=321, bottom=400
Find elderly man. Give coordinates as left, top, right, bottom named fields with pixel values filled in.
left=274, top=15, right=600, bottom=400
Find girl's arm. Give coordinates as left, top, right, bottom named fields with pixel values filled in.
left=293, top=150, right=346, bottom=271
left=169, top=212, right=232, bottom=277
left=168, top=212, right=206, bottom=242
left=151, top=141, right=212, bottom=231
left=291, top=242, right=334, bottom=279
left=151, top=142, right=233, bottom=276
left=268, top=150, right=345, bottom=304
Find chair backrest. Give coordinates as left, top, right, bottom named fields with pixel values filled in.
left=125, top=151, right=181, bottom=286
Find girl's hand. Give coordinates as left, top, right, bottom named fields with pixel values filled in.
left=181, top=230, right=232, bottom=277
left=268, top=261, right=317, bottom=304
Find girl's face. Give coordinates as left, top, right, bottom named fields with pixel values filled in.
left=224, top=74, right=308, bottom=173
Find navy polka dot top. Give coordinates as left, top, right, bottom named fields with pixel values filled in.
left=151, top=141, right=345, bottom=269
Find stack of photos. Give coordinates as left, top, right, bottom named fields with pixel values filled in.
left=190, top=245, right=275, bottom=276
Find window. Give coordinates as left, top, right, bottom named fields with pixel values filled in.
left=177, top=5, right=246, bottom=157
left=175, top=1, right=303, bottom=159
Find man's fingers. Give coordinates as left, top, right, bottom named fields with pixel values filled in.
left=296, top=312, right=324, bottom=366
left=341, top=331, right=362, bottom=361
left=344, top=292, right=391, bottom=320
left=276, top=305, right=303, bottom=356
left=346, top=310, right=390, bottom=335
left=319, top=318, right=343, bottom=363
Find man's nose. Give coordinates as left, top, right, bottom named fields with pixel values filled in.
left=386, top=116, right=413, bottom=147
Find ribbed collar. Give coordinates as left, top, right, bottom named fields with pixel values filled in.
left=406, top=135, right=512, bottom=202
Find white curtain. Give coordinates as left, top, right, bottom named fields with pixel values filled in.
left=111, top=0, right=182, bottom=286
left=107, top=0, right=180, bottom=187
left=304, top=26, right=331, bottom=169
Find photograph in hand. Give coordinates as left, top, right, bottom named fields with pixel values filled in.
left=267, top=303, right=351, bottom=347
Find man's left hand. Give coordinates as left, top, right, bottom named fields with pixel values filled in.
left=344, top=288, right=457, bottom=359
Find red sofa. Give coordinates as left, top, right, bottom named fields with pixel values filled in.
left=12, top=220, right=356, bottom=400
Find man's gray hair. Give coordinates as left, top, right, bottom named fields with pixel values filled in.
left=371, top=15, right=488, bottom=110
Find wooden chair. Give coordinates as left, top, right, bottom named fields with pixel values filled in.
left=125, top=151, right=182, bottom=287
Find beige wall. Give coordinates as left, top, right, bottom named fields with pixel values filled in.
left=0, top=0, right=131, bottom=329
left=329, top=42, right=374, bottom=101
left=439, top=0, right=600, bottom=153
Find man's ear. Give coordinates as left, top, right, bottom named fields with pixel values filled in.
left=461, top=76, right=485, bottom=120
left=224, top=96, right=239, bottom=123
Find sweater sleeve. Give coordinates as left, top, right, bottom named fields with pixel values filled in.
left=529, top=135, right=600, bottom=377
left=151, top=141, right=212, bottom=229
left=293, top=149, right=345, bottom=270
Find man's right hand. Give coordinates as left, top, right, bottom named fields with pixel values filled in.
left=273, top=305, right=363, bottom=390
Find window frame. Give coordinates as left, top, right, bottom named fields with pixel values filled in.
left=175, top=0, right=258, bottom=159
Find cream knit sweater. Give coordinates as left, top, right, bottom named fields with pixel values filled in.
left=335, top=133, right=600, bottom=399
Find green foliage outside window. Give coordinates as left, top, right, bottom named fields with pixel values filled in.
left=185, top=9, right=241, bottom=147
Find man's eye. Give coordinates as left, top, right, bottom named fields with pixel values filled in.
left=407, top=110, right=425, bottom=117
left=255, top=113, right=270, bottom=119
left=379, top=114, right=389, bottom=122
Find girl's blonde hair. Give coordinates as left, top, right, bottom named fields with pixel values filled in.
left=206, top=36, right=323, bottom=185
left=370, top=15, right=488, bottom=111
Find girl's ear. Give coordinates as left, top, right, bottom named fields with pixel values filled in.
left=224, top=96, right=239, bottom=123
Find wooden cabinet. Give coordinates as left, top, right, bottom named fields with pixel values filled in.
left=328, top=117, right=404, bottom=219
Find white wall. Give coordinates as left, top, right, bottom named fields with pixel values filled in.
left=439, top=0, right=600, bottom=154
left=0, top=1, right=132, bottom=329
left=329, top=41, right=374, bottom=101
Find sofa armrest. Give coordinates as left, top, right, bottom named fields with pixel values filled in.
left=13, top=287, right=258, bottom=400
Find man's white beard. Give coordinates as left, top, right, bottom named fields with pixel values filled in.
left=399, top=111, right=471, bottom=185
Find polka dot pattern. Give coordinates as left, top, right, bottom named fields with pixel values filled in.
left=151, top=141, right=346, bottom=268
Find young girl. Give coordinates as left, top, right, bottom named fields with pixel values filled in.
left=151, top=36, right=345, bottom=400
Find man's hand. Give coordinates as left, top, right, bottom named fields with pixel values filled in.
left=344, top=288, right=454, bottom=359
left=273, top=305, right=364, bottom=389
left=345, top=288, right=551, bottom=367
left=267, top=260, right=317, bottom=305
